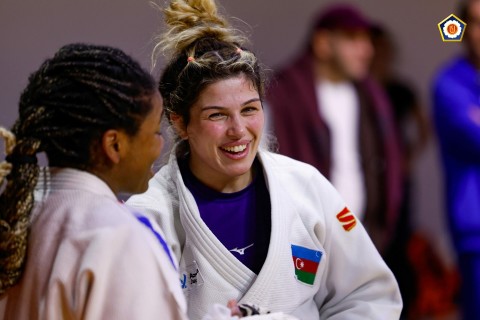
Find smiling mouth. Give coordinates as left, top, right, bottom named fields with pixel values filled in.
left=220, top=144, right=247, bottom=154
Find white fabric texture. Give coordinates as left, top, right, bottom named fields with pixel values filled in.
left=0, top=168, right=188, bottom=320
left=316, top=80, right=365, bottom=219
left=127, top=150, right=402, bottom=320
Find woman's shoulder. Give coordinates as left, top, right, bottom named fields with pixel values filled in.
left=259, top=151, right=343, bottom=206
left=259, top=151, right=327, bottom=179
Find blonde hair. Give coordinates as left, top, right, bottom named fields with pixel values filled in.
left=152, top=0, right=249, bottom=65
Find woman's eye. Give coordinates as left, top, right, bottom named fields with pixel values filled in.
left=242, top=106, right=258, bottom=114
left=208, top=113, right=226, bottom=120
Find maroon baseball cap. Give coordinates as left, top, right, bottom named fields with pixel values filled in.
left=313, top=4, right=374, bottom=31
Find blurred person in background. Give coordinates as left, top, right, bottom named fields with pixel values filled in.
left=266, top=3, right=402, bottom=254
left=432, top=0, right=480, bottom=318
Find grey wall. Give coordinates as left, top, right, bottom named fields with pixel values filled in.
left=0, top=0, right=463, bottom=265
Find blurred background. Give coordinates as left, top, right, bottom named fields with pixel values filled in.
left=0, top=0, right=466, bottom=318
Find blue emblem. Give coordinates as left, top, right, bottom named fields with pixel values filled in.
left=438, top=14, right=467, bottom=42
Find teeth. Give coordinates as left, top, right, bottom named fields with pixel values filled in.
left=222, top=144, right=247, bottom=153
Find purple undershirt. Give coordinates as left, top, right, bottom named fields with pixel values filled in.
left=179, top=157, right=271, bottom=274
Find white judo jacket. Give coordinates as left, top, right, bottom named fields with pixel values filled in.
left=0, top=168, right=187, bottom=320
left=128, top=150, right=402, bottom=320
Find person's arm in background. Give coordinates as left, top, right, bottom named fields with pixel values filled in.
left=433, top=69, right=480, bottom=161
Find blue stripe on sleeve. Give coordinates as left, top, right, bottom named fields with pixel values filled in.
left=137, top=215, right=177, bottom=271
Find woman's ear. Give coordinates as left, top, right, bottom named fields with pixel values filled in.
left=170, top=113, right=188, bottom=140
left=101, top=129, right=124, bottom=164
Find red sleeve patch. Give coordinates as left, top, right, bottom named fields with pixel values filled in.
left=336, top=207, right=357, bottom=231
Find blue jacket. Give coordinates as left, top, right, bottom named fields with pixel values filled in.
left=433, top=56, right=480, bottom=253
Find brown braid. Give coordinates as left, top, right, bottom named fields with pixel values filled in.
left=0, top=43, right=156, bottom=295
left=0, top=136, right=40, bottom=295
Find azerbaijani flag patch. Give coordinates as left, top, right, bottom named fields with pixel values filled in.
left=291, top=244, right=322, bottom=285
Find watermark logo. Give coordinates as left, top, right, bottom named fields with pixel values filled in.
left=438, top=14, right=467, bottom=42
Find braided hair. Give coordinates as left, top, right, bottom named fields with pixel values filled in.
left=154, top=0, right=266, bottom=150
left=0, top=43, right=157, bottom=295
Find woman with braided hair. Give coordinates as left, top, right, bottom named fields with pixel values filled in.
left=127, top=0, right=402, bottom=319
left=0, top=43, right=188, bottom=319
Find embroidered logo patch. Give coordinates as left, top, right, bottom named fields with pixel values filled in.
left=179, top=260, right=204, bottom=292
left=230, top=243, right=254, bottom=255
left=291, top=244, right=322, bottom=285
left=336, top=207, right=357, bottom=231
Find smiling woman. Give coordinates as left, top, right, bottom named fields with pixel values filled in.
left=126, top=0, right=403, bottom=319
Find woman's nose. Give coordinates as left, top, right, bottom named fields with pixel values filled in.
left=227, top=115, right=245, bottom=137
